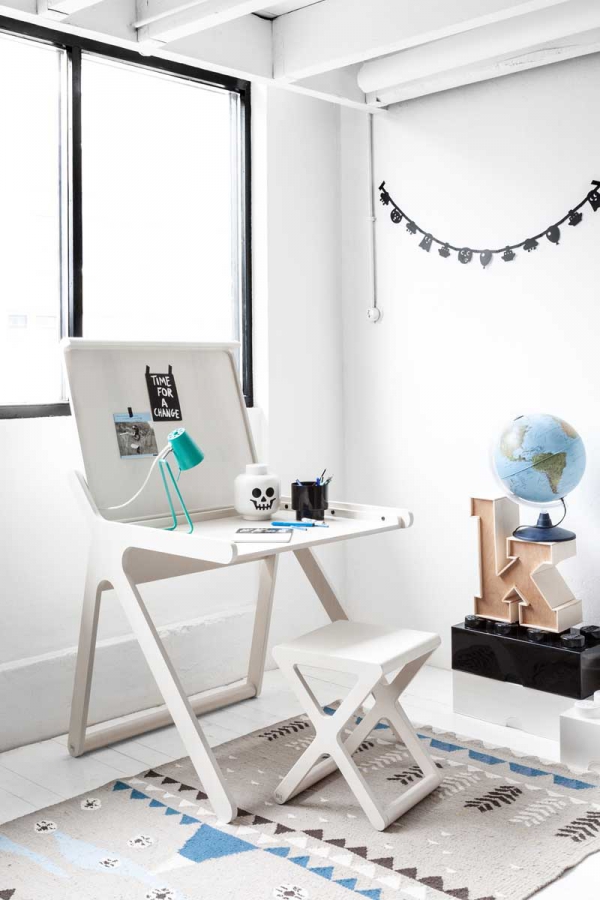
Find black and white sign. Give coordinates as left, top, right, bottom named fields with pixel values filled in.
left=145, top=365, right=183, bottom=422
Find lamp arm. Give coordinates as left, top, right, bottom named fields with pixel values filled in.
left=159, top=457, right=195, bottom=534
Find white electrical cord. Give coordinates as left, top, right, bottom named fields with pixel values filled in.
left=103, top=444, right=170, bottom=511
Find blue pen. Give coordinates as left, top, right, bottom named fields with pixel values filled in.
left=272, top=521, right=329, bottom=528
left=271, top=525, right=309, bottom=531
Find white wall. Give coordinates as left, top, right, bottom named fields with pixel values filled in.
left=341, top=54, right=600, bottom=667
left=0, top=85, right=344, bottom=750
left=251, top=82, right=345, bottom=678
left=8, top=40, right=597, bottom=744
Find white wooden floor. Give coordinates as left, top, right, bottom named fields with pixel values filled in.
left=1, top=665, right=598, bottom=898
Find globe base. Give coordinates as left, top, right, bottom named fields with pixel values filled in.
left=514, top=511, right=575, bottom=543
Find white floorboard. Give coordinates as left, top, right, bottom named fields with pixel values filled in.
left=0, top=765, right=63, bottom=811
left=135, top=719, right=241, bottom=759
left=0, top=739, right=127, bottom=802
left=0, top=787, right=36, bottom=825
left=0, top=666, right=597, bottom=896
left=53, top=731, right=177, bottom=768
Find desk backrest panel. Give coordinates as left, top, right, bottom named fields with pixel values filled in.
left=63, top=340, right=256, bottom=522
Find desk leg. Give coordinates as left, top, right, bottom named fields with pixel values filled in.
left=113, top=568, right=238, bottom=824
left=293, top=548, right=348, bottom=622
left=247, top=555, right=279, bottom=695
left=68, top=562, right=109, bottom=757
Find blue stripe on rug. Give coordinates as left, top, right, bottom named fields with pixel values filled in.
left=510, top=763, right=547, bottom=777
left=554, top=774, right=595, bottom=790
left=266, top=846, right=290, bottom=858
left=179, top=825, right=256, bottom=863
left=430, top=739, right=463, bottom=752
left=310, top=865, right=334, bottom=879
left=470, top=750, right=505, bottom=765
left=415, top=741, right=594, bottom=790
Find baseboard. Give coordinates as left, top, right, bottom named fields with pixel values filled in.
left=0, top=604, right=262, bottom=752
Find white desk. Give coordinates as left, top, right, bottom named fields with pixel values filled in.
left=69, top=477, right=412, bottom=824
left=62, top=339, right=412, bottom=823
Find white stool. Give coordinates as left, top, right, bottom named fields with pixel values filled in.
left=272, top=620, right=442, bottom=831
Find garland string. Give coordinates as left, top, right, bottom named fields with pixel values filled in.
left=379, top=179, right=600, bottom=264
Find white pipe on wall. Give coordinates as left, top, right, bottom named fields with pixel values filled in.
left=366, top=113, right=381, bottom=324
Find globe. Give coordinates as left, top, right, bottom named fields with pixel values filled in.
left=494, top=414, right=586, bottom=504
left=493, top=413, right=586, bottom=541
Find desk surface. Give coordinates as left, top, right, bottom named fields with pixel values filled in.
left=134, top=499, right=411, bottom=564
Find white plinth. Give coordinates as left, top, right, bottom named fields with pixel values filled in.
left=453, top=670, right=582, bottom=741
left=560, top=707, right=600, bottom=771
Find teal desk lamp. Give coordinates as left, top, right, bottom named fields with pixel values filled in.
left=105, top=427, right=204, bottom=534
left=159, top=428, right=204, bottom=534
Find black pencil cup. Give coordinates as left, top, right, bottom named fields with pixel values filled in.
left=291, top=481, right=329, bottom=521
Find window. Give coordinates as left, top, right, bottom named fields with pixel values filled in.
left=0, top=19, right=252, bottom=418
left=81, top=56, right=243, bottom=346
left=0, top=34, right=65, bottom=410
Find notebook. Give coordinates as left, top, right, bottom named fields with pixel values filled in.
left=234, top=527, right=294, bottom=543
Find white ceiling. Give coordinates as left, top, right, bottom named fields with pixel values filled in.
left=257, top=1, right=323, bottom=19
left=21, top=0, right=600, bottom=111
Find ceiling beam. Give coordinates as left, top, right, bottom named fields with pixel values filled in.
left=157, top=13, right=272, bottom=77
left=366, top=26, right=600, bottom=106
left=273, top=0, right=573, bottom=82
left=37, top=0, right=105, bottom=14
left=5, top=0, right=364, bottom=111
left=136, top=0, right=268, bottom=45
left=164, top=23, right=380, bottom=110
left=358, top=0, right=600, bottom=95
left=294, top=66, right=366, bottom=106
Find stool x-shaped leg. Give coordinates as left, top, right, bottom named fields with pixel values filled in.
left=272, top=650, right=442, bottom=831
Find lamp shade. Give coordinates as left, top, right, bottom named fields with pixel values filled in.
left=168, top=428, right=204, bottom=471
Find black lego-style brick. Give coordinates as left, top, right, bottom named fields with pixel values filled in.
left=452, top=620, right=600, bottom=700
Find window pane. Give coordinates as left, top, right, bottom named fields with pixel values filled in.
left=0, top=34, right=64, bottom=406
left=81, top=56, right=240, bottom=345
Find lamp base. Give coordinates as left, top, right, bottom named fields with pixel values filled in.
left=514, top=511, right=575, bottom=543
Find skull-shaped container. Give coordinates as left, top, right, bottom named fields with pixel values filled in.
left=234, top=463, right=281, bottom=521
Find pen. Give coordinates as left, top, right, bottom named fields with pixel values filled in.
left=272, top=525, right=309, bottom=531
left=272, top=521, right=329, bottom=528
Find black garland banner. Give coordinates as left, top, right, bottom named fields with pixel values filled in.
left=379, top=179, right=600, bottom=267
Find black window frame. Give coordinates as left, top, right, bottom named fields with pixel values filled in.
left=0, top=15, right=253, bottom=418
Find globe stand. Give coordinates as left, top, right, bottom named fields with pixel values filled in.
left=513, top=511, right=575, bottom=543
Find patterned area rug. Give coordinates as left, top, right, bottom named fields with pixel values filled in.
left=2, top=706, right=600, bottom=900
